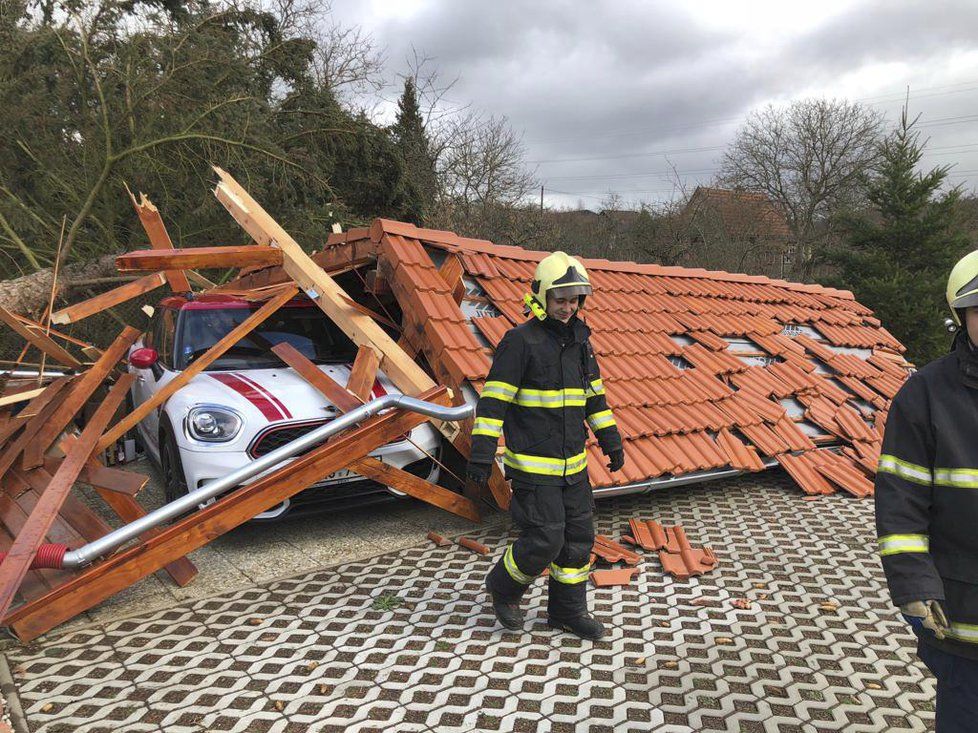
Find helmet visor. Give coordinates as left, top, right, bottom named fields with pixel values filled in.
left=549, top=283, right=592, bottom=299
left=950, top=292, right=978, bottom=310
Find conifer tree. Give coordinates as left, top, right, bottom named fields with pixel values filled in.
left=392, top=77, right=438, bottom=223
left=827, top=109, right=970, bottom=365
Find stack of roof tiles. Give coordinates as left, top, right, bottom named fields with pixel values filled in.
left=337, top=220, right=912, bottom=497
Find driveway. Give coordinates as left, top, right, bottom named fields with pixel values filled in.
left=1, top=471, right=934, bottom=732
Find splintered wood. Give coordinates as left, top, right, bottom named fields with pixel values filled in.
left=0, top=173, right=494, bottom=640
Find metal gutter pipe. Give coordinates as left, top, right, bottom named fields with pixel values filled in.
left=61, top=394, right=473, bottom=568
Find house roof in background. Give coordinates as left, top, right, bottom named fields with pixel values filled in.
left=683, top=186, right=792, bottom=239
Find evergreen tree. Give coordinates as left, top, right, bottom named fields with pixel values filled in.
left=392, top=77, right=438, bottom=223
left=826, top=109, right=970, bottom=365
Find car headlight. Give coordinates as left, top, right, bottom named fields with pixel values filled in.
left=186, top=406, right=243, bottom=442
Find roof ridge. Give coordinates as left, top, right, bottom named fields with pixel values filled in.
left=364, top=218, right=855, bottom=301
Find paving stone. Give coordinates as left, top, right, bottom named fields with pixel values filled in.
left=4, top=472, right=937, bottom=731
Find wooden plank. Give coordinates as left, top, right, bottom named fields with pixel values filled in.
left=127, top=189, right=193, bottom=293
left=0, top=374, right=134, bottom=620
left=11, top=467, right=109, bottom=546
left=50, top=272, right=166, bottom=325
left=212, top=168, right=439, bottom=402
left=349, top=456, right=479, bottom=522
left=27, top=327, right=141, bottom=469
left=46, top=446, right=194, bottom=585
left=270, top=343, right=361, bottom=412
left=0, top=501, right=58, bottom=599
left=97, top=286, right=298, bottom=450
left=116, top=247, right=283, bottom=273
left=185, top=270, right=216, bottom=289
left=3, top=387, right=447, bottom=640
left=0, top=307, right=82, bottom=369
left=8, top=314, right=104, bottom=359
left=0, top=378, right=76, bottom=479
left=271, top=342, right=478, bottom=521
left=79, top=461, right=147, bottom=496
left=0, top=415, right=28, bottom=445
left=0, top=388, right=46, bottom=408
left=347, top=345, right=380, bottom=404
left=438, top=254, right=466, bottom=305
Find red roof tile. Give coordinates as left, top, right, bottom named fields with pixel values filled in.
left=472, top=316, right=512, bottom=347
left=337, top=219, right=909, bottom=493
left=778, top=452, right=835, bottom=495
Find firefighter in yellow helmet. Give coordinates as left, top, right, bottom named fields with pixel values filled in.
left=876, top=250, right=978, bottom=730
left=466, top=251, right=625, bottom=640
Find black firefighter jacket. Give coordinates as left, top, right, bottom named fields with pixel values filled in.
left=470, top=315, right=623, bottom=486
left=876, top=332, right=978, bottom=658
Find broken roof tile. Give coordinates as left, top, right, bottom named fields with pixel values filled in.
left=716, top=428, right=767, bottom=471
left=347, top=221, right=908, bottom=491
left=808, top=449, right=874, bottom=498
left=778, top=452, right=835, bottom=495
left=471, top=315, right=512, bottom=347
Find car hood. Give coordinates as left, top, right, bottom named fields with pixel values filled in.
left=170, top=363, right=397, bottom=425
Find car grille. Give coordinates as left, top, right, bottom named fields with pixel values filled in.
left=247, top=417, right=412, bottom=459
left=247, top=419, right=331, bottom=458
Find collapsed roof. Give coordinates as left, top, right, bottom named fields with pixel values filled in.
left=0, top=174, right=909, bottom=640
left=231, top=217, right=908, bottom=498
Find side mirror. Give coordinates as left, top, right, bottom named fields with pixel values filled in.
left=129, top=347, right=159, bottom=369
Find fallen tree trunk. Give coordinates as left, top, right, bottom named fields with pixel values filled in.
left=0, top=254, right=118, bottom=318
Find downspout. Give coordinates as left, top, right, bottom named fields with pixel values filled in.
left=20, top=394, right=472, bottom=570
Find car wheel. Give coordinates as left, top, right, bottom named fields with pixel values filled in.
left=160, top=422, right=189, bottom=505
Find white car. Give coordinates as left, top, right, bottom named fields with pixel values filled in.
left=127, top=294, right=442, bottom=520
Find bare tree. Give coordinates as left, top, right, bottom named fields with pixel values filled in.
left=718, top=98, right=883, bottom=279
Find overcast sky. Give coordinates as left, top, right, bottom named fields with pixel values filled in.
left=330, top=0, right=978, bottom=210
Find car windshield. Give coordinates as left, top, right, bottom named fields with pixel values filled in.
left=174, top=305, right=358, bottom=371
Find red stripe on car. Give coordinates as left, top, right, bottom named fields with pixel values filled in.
left=234, top=372, right=293, bottom=419
left=209, top=373, right=284, bottom=421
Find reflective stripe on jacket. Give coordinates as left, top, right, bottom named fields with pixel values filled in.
left=875, top=334, right=978, bottom=654
left=470, top=315, right=622, bottom=486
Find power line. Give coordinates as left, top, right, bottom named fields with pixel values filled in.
left=525, top=80, right=978, bottom=149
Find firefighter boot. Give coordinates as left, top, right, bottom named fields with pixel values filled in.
left=485, top=557, right=528, bottom=631
left=547, top=613, right=606, bottom=640
left=547, top=566, right=606, bottom=640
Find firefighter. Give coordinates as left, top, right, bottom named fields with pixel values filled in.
left=875, top=250, right=978, bottom=731
left=466, top=251, right=625, bottom=640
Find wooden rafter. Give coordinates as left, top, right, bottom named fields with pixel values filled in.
left=27, top=327, right=141, bottom=470
left=211, top=167, right=460, bottom=443
left=347, top=345, right=381, bottom=403
left=270, top=343, right=360, bottom=412
left=0, top=377, right=77, bottom=479
left=0, top=307, right=83, bottom=369
left=0, top=374, right=134, bottom=621
left=50, top=272, right=167, bottom=325
left=126, top=188, right=193, bottom=294
left=3, top=388, right=448, bottom=641
left=116, top=246, right=283, bottom=273
left=269, top=342, right=479, bottom=522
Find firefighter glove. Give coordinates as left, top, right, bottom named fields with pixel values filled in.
left=607, top=449, right=625, bottom=473
left=900, top=600, right=948, bottom=639
left=466, top=461, right=491, bottom=490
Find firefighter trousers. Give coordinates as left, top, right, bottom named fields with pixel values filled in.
left=486, top=478, right=594, bottom=620
left=918, top=640, right=978, bottom=732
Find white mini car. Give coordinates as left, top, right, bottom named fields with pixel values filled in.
left=127, top=294, right=442, bottom=520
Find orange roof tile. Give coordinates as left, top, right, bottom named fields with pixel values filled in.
left=778, top=452, right=835, bottom=495
left=333, top=219, right=909, bottom=493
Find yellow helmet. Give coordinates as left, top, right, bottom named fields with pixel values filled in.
left=947, top=250, right=978, bottom=325
left=524, top=251, right=592, bottom=320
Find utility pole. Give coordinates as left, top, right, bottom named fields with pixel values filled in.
left=540, top=185, right=544, bottom=211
